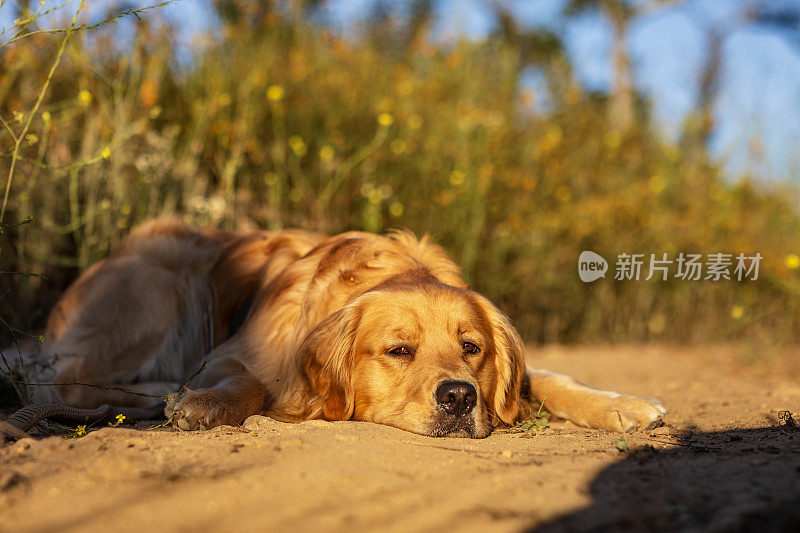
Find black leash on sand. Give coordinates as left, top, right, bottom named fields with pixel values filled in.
left=1, top=403, right=165, bottom=438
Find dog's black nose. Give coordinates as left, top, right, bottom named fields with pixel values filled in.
left=436, top=381, right=477, bottom=416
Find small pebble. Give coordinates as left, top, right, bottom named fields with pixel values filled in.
left=302, top=420, right=333, bottom=428
left=11, top=438, right=34, bottom=454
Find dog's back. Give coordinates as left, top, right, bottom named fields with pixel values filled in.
left=27, top=219, right=313, bottom=407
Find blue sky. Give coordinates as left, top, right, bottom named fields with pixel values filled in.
left=3, top=0, right=800, bottom=182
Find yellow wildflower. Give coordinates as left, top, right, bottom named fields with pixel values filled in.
left=731, top=305, right=744, bottom=320
left=267, top=85, right=285, bottom=102
left=389, top=201, right=404, bottom=217
left=367, top=188, right=382, bottom=204
left=78, top=89, right=93, bottom=107
left=538, top=125, right=562, bottom=152
left=784, top=253, right=800, bottom=270
left=288, top=135, right=307, bottom=157
left=377, top=113, right=394, bottom=127
left=319, top=144, right=335, bottom=161
left=449, top=170, right=465, bottom=186
left=108, top=413, right=126, bottom=427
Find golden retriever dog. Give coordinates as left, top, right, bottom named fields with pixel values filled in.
left=8, top=218, right=665, bottom=438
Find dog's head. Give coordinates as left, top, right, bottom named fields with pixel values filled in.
left=299, top=281, right=526, bottom=438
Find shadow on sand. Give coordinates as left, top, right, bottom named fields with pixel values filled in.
left=531, top=425, right=800, bottom=532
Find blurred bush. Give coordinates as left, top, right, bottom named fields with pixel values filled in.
left=2, top=2, right=800, bottom=345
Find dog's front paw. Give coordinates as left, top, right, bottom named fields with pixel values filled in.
left=165, top=388, right=240, bottom=431
left=604, top=395, right=667, bottom=432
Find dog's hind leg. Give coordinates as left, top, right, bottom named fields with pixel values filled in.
left=39, top=254, right=208, bottom=410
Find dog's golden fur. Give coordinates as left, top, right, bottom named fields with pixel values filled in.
left=29, top=218, right=665, bottom=437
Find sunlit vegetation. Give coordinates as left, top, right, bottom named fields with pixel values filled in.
left=2, top=1, right=800, bottom=345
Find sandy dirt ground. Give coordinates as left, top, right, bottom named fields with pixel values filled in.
left=2, top=344, right=800, bottom=532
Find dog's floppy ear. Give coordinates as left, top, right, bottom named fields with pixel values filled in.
left=476, top=295, right=526, bottom=426
left=298, top=302, right=361, bottom=420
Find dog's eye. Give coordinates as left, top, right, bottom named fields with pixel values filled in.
left=388, top=345, right=412, bottom=357
left=462, top=341, right=480, bottom=354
